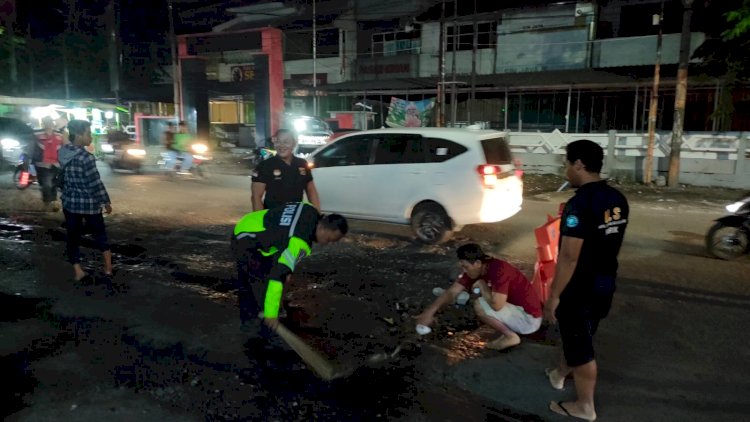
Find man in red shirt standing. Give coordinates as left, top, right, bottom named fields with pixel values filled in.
left=34, top=116, right=64, bottom=211
left=416, top=243, right=543, bottom=351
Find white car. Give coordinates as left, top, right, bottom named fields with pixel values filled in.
left=308, top=128, right=523, bottom=243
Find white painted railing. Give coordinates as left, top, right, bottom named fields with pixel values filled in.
left=507, top=129, right=750, bottom=188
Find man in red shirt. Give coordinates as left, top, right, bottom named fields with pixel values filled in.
left=415, top=243, right=543, bottom=351
left=34, top=116, right=65, bottom=211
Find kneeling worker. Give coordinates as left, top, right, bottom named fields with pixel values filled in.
left=415, top=243, right=543, bottom=350
left=231, top=201, right=348, bottom=340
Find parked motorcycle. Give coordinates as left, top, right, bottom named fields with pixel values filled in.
left=157, top=142, right=212, bottom=178
left=705, top=193, right=750, bottom=260
left=12, top=152, right=37, bottom=189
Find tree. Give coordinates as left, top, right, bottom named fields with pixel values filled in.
left=692, top=0, right=750, bottom=130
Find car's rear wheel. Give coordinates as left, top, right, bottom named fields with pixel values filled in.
left=411, top=203, right=452, bottom=244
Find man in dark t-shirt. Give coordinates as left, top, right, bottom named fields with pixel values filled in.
left=416, top=243, right=543, bottom=351
left=544, top=139, right=629, bottom=421
left=251, top=129, right=321, bottom=211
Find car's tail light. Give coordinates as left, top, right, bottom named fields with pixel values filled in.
left=513, top=158, right=524, bottom=178
left=478, top=165, right=503, bottom=188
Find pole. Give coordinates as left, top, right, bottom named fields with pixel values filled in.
left=436, top=0, right=446, bottom=127
left=504, top=88, right=508, bottom=130
left=450, top=0, right=457, bottom=127
left=312, top=0, right=318, bottom=116
left=667, top=0, right=693, bottom=187
left=63, top=35, right=70, bottom=100
left=565, top=86, right=572, bottom=132
left=3, top=0, right=18, bottom=95
left=576, top=88, right=581, bottom=133
left=469, top=0, right=477, bottom=123
left=167, top=0, right=180, bottom=119
left=632, top=84, right=638, bottom=132
left=644, top=0, right=664, bottom=185
left=107, top=0, right=121, bottom=106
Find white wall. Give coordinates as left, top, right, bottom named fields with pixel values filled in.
left=509, top=130, right=750, bottom=188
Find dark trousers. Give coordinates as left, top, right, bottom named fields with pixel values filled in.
left=64, top=210, right=110, bottom=264
left=232, top=236, right=273, bottom=338
left=36, top=166, right=58, bottom=203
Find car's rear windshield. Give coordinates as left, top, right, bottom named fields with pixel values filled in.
left=481, top=137, right=512, bottom=164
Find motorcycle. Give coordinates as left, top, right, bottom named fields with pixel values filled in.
left=100, top=137, right=146, bottom=173
left=705, top=193, right=750, bottom=260
left=12, top=152, right=37, bottom=190
left=157, top=142, right=212, bottom=178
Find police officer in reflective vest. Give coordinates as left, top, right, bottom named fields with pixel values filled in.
left=231, top=201, right=348, bottom=339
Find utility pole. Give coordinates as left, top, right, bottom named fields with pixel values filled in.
left=1, top=0, right=18, bottom=94
left=312, top=0, right=318, bottom=116
left=643, top=0, right=664, bottom=185
left=436, top=0, right=446, bottom=127
left=107, top=0, right=121, bottom=106
left=667, top=0, right=694, bottom=187
left=449, top=0, right=457, bottom=127
left=167, top=0, right=181, bottom=119
left=468, top=0, right=477, bottom=124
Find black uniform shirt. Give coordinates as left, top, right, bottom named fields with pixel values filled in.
left=559, top=180, right=629, bottom=298
left=252, top=155, right=313, bottom=210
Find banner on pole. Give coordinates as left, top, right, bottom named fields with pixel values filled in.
left=385, top=97, right=435, bottom=128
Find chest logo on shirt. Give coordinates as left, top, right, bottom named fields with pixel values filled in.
left=298, top=167, right=307, bottom=176
left=566, top=215, right=579, bottom=228
left=273, top=169, right=281, bottom=177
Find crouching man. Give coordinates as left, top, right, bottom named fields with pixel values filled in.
left=231, top=201, right=348, bottom=343
left=415, top=243, right=543, bottom=350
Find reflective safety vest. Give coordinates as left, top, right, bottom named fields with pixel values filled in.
left=234, top=202, right=318, bottom=318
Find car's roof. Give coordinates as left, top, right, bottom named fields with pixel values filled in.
left=333, top=127, right=508, bottom=144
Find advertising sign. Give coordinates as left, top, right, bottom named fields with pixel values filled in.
left=385, top=97, right=435, bottom=128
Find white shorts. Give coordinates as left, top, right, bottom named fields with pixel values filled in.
left=477, top=297, right=542, bottom=335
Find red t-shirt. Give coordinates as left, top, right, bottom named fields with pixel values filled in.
left=457, top=258, right=542, bottom=318
left=37, top=132, right=64, bottom=165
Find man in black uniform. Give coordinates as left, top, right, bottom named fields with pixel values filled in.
left=543, top=139, right=629, bottom=421
left=251, top=129, right=321, bottom=211
left=231, top=201, right=347, bottom=341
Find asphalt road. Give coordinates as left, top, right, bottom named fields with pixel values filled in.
left=81, top=163, right=750, bottom=296
left=1, top=161, right=749, bottom=421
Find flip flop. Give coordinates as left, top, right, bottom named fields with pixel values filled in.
left=545, top=368, right=565, bottom=390
left=549, top=401, right=597, bottom=421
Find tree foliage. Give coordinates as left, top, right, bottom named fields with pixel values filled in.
left=724, top=0, right=750, bottom=39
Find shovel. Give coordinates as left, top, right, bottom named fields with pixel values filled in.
left=274, top=323, right=346, bottom=381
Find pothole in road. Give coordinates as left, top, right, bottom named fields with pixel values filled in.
left=0, top=220, right=33, bottom=242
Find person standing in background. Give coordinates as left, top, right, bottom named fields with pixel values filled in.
left=34, top=116, right=64, bottom=211
left=251, top=129, right=320, bottom=212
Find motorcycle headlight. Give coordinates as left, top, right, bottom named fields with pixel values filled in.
left=100, top=144, right=114, bottom=153
left=191, top=143, right=209, bottom=154
left=726, top=201, right=745, bottom=213
left=126, top=148, right=146, bottom=157
left=1, top=137, right=20, bottom=149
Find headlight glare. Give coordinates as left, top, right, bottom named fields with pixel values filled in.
left=126, top=148, right=146, bottom=157
left=1, top=138, right=20, bottom=149
left=191, top=143, right=209, bottom=154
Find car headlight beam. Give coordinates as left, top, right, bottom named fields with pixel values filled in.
left=1, top=137, right=20, bottom=149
